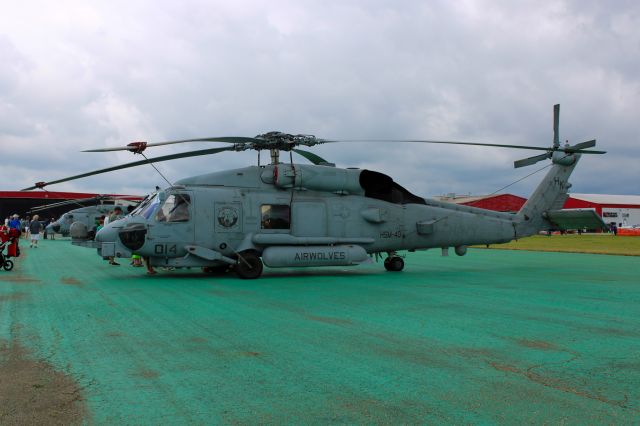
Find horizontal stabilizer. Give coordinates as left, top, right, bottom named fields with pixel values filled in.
left=545, top=208, right=606, bottom=230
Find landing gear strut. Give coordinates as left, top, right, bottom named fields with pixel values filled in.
left=384, top=254, right=404, bottom=272
left=235, top=251, right=263, bottom=279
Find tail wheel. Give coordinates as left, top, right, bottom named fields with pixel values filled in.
left=3, top=260, right=14, bottom=271
left=384, top=256, right=404, bottom=272
left=235, top=251, right=263, bottom=279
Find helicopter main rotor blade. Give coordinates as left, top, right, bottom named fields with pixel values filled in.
left=326, top=139, right=561, bottom=151
left=83, top=137, right=263, bottom=153
left=326, top=138, right=605, bottom=154
left=38, top=197, right=99, bottom=207
left=292, top=149, right=334, bottom=166
left=29, top=195, right=140, bottom=214
left=28, top=196, right=102, bottom=212
left=28, top=194, right=136, bottom=212
left=22, top=146, right=236, bottom=191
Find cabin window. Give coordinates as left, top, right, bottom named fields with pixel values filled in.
left=261, top=204, right=290, bottom=229
left=156, top=194, right=191, bottom=223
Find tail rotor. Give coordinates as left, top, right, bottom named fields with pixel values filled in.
left=513, top=104, right=603, bottom=168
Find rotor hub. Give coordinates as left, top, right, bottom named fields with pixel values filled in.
left=127, top=141, right=148, bottom=154
left=253, top=132, right=319, bottom=151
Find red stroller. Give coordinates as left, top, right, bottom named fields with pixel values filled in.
left=0, top=227, right=20, bottom=271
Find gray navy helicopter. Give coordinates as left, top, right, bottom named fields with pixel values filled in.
left=24, top=104, right=606, bottom=278
left=29, top=196, right=141, bottom=238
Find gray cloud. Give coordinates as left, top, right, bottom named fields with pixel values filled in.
left=1, top=0, right=638, bottom=197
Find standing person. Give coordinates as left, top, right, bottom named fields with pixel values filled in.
left=96, top=217, right=105, bottom=233
left=103, top=211, right=111, bottom=226
left=131, top=253, right=143, bottom=267
left=29, top=215, right=43, bottom=248
left=23, top=215, right=31, bottom=240
left=43, top=217, right=50, bottom=239
left=107, top=207, right=124, bottom=266
left=109, top=206, right=123, bottom=223
left=7, top=215, right=21, bottom=253
left=8, top=214, right=21, bottom=233
left=49, top=217, right=56, bottom=239
left=143, top=256, right=156, bottom=275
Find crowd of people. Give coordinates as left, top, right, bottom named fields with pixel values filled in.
left=2, top=208, right=156, bottom=274
left=2, top=214, right=57, bottom=247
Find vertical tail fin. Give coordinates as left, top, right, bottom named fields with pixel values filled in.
left=515, top=153, right=580, bottom=236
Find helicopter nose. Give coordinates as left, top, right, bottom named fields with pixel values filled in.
left=95, top=224, right=118, bottom=244
left=118, top=223, right=147, bottom=251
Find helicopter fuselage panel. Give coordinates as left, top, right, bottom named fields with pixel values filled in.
left=90, top=164, right=523, bottom=270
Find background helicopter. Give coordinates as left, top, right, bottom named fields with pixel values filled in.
left=24, top=104, right=606, bottom=278
left=29, top=196, right=141, bottom=239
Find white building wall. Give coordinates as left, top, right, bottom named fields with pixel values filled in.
left=602, top=208, right=640, bottom=228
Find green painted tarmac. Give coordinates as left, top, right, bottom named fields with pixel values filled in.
left=1, top=239, right=639, bottom=424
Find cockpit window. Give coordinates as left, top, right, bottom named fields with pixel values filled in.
left=261, top=204, right=290, bottom=229
left=156, top=194, right=191, bottom=222
left=130, top=195, right=151, bottom=216
left=134, top=194, right=161, bottom=219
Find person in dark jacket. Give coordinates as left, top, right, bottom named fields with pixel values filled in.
left=29, top=215, right=43, bottom=248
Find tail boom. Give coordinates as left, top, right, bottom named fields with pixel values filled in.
left=514, top=153, right=580, bottom=237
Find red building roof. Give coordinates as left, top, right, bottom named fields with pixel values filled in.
left=438, top=193, right=528, bottom=212
left=440, top=193, right=640, bottom=214
left=460, top=194, right=528, bottom=212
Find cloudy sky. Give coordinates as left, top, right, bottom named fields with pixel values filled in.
left=1, top=0, right=638, bottom=199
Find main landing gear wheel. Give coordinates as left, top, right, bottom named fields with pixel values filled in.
left=384, top=256, right=404, bottom=272
left=235, top=251, right=263, bottom=279
left=3, top=260, right=14, bottom=271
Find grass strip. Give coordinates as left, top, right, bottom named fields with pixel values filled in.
left=479, top=234, right=640, bottom=256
